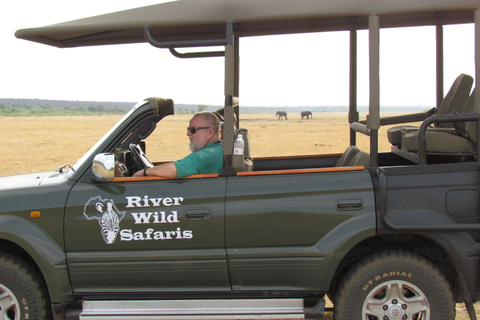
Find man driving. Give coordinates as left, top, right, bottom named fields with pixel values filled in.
left=133, top=111, right=223, bottom=179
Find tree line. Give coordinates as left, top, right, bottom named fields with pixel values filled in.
left=0, top=101, right=211, bottom=116
left=0, top=103, right=132, bottom=116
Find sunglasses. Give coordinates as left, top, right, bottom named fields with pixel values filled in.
left=187, top=126, right=210, bottom=134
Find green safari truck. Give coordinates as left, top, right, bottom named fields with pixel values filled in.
left=4, top=0, right=480, bottom=319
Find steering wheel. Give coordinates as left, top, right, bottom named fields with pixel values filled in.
left=129, top=143, right=154, bottom=170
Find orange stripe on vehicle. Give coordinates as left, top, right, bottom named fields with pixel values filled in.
left=237, top=166, right=365, bottom=176
left=113, top=173, right=219, bottom=182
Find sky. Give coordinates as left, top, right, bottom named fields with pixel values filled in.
left=0, top=1, right=476, bottom=107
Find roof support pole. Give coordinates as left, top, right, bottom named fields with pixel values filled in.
left=436, top=24, right=444, bottom=109
left=349, top=28, right=359, bottom=146
left=476, top=10, right=480, bottom=116
left=221, top=22, right=236, bottom=175
left=234, top=34, right=240, bottom=129
left=368, top=15, right=380, bottom=167
left=224, top=42, right=235, bottom=152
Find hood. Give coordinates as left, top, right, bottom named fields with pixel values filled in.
left=0, top=170, right=68, bottom=191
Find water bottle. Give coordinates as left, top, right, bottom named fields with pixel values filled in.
left=232, top=134, right=244, bottom=169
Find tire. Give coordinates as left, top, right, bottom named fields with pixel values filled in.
left=0, top=252, right=51, bottom=320
left=333, top=250, right=455, bottom=320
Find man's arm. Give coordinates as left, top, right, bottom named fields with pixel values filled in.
left=133, top=162, right=177, bottom=178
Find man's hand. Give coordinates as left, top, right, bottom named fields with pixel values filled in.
left=132, top=169, right=146, bottom=177
left=133, top=162, right=177, bottom=179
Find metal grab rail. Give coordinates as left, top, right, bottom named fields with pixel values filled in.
left=144, top=22, right=233, bottom=58
left=417, top=113, right=480, bottom=165
left=169, top=47, right=224, bottom=58
left=350, top=122, right=370, bottom=136
left=359, top=107, right=436, bottom=126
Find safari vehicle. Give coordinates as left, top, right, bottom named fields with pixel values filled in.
left=5, top=0, right=480, bottom=319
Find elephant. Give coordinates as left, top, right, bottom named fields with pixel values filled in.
left=301, top=111, right=313, bottom=120
left=276, top=111, right=287, bottom=120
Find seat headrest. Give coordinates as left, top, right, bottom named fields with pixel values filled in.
left=437, top=74, right=474, bottom=115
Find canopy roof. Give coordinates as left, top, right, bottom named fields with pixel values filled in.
left=15, top=0, right=480, bottom=48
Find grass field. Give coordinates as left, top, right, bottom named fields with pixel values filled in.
left=1, top=113, right=479, bottom=319
left=1, top=112, right=395, bottom=176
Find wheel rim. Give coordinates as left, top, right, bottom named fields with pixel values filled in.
left=362, top=280, right=430, bottom=320
left=0, top=284, right=20, bottom=320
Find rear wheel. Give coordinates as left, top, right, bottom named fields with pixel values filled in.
left=333, top=250, right=455, bottom=320
left=0, top=252, right=51, bottom=320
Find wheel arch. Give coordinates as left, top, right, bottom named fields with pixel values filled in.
left=0, top=217, right=72, bottom=302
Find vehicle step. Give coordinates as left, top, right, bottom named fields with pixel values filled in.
left=78, top=298, right=306, bottom=319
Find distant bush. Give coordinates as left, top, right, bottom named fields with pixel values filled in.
left=0, top=103, right=131, bottom=116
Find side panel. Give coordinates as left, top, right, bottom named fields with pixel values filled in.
left=384, top=164, right=480, bottom=227
left=225, top=170, right=376, bottom=291
left=65, top=177, right=229, bottom=294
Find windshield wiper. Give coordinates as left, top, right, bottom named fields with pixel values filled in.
left=58, top=164, right=75, bottom=173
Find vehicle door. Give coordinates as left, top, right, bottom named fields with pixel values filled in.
left=64, top=176, right=229, bottom=294
left=225, top=169, right=375, bottom=292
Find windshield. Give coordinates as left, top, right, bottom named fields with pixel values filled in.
left=71, top=101, right=147, bottom=173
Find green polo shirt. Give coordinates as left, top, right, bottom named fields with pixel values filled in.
left=174, top=140, right=223, bottom=178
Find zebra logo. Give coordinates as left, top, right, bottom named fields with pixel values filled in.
left=83, top=196, right=126, bottom=244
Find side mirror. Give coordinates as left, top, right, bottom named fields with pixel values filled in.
left=92, top=153, right=116, bottom=182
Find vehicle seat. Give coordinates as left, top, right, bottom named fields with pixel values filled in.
left=336, top=145, right=361, bottom=167
left=401, top=89, right=477, bottom=154
left=387, top=74, right=474, bottom=146
left=350, top=151, right=370, bottom=167
left=234, top=128, right=253, bottom=172
left=336, top=146, right=369, bottom=167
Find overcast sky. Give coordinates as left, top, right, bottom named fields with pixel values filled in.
left=0, top=1, right=475, bottom=107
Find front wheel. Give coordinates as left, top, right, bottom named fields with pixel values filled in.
left=0, top=252, right=51, bottom=320
left=333, top=250, right=455, bottom=320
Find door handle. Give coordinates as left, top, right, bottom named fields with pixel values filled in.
left=185, top=209, right=212, bottom=220
left=336, top=199, right=363, bottom=211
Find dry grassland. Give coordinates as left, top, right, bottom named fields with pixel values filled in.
left=1, top=112, right=401, bottom=176
left=0, top=112, right=479, bottom=318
